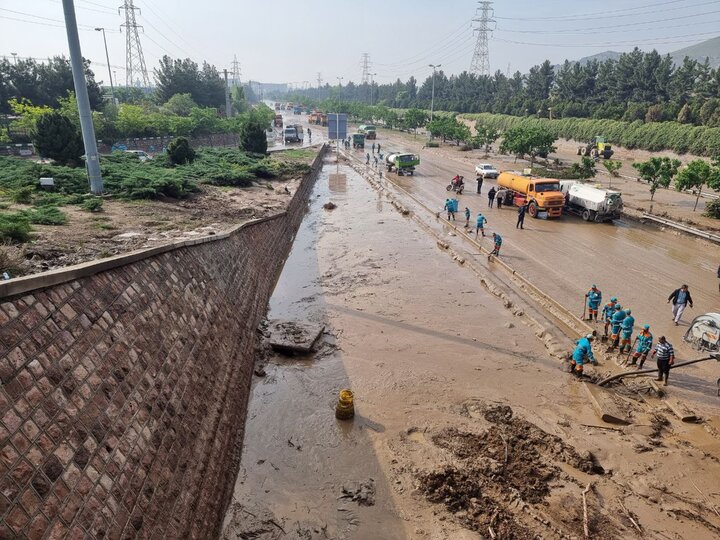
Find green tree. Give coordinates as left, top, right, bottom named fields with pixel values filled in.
left=402, top=108, right=428, bottom=135
left=239, top=109, right=268, bottom=154
left=602, top=160, right=622, bottom=186
left=231, top=86, right=248, bottom=114
left=162, top=93, right=197, bottom=116
left=632, top=157, right=681, bottom=201
left=167, top=137, right=196, bottom=165
left=570, top=156, right=597, bottom=179
left=33, top=111, right=83, bottom=166
left=473, top=123, right=499, bottom=152
left=499, top=125, right=557, bottom=165
left=674, top=159, right=720, bottom=211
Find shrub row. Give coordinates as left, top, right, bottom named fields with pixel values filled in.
left=460, top=113, right=720, bottom=157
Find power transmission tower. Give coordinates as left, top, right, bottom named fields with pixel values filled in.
left=360, top=53, right=371, bottom=84
left=470, top=1, right=495, bottom=76
left=119, top=0, right=150, bottom=87
left=231, top=54, right=242, bottom=86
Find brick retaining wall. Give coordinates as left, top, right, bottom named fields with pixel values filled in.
left=0, top=146, right=326, bottom=539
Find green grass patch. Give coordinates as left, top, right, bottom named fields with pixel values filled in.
left=23, top=206, right=67, bottom=225
left=0, top=212, right=32, bottom=243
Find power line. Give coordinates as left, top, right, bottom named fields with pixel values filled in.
left=496, top=7, right=720, bottom=34
left=495, top=0, right=720, bottom=21
left=497, top=17, right=720, bottom=37
left=374, top=18, right=472, bottom=68
left=494, top=30, right=720, bottom=48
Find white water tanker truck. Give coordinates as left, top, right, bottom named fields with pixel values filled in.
left=559, top=181, right=623, bottom=222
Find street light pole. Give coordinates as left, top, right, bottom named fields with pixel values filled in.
left=335, top=77, right=344, bottom=167
left=428, top=63, right=441, bottom=122
left=63, top=0, right=103, bottom=194
left=94, top=27, right=115, bottom=102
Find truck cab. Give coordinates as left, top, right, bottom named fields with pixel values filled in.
left=359, top=124, right=377, bottom=139
left=497, top=172, right=565, bottom=218
left=352, top=133, right=366, bottom=149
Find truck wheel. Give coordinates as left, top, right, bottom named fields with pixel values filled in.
left=576, top=148, right=582, bottom=155
left=594, top=212, right=603, bottom=223
left=528, top=202, right=538, bottom=218
left=582, top=209, right=591, bottom=221
left=580, top=147, right=588, bottom=156
left=409, top=171, right=414, bottom=176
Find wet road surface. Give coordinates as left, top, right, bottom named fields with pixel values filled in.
left=222, top=156, right=720, bottom=539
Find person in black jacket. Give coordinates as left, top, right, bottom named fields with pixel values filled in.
left=667, top=284, right=693, bottom=325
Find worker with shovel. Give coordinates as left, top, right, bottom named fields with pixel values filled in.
left=475, top=212, right=487, bottom=238
left=618, top=308, right=635, bottom=354
left=490, top=232, right=502, bottom=257
left=601, top=297, right=618, bottom=339
left=570, top=333, right=598, bottom=377
left=629, top=325, right=653, bottom=368
left=585, top=285, right=602, bottom=322
left=607, top=304, right=627, bottom=351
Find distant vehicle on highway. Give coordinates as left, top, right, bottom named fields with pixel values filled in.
left=125, top=150, right=152, bottom=161
left=352, top=133, right=366, bottom=149
left=475, top=163, right=498, bottom=179
left=284, top=125, right=304, bottom=144
left=385, top=153, right=420, bottom=176
left=358, top=124, right=377, bottom=139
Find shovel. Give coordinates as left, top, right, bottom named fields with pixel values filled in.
left=622, top=337, right=639, bottom=366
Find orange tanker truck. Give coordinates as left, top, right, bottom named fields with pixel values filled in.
left=496, top=171, right=565, bottom=218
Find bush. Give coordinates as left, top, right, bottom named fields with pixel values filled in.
left=239, top=111, right=268, bottom=154
left=33, top=111, right=84, bottom=166
left=81, top=197, right=103, bottom=212
left=167, top=137, right=196, bottom=165
left=10, top=186, right=34, bottom=204
left=704, top=198, right=720, bottom=219
left=426, top=141, right=440, bottom=148
left=23, top=206, right=67, bottom=225
left=0, top=213, right=32, bottom=243
left=33, top=193, right=68, bottom=207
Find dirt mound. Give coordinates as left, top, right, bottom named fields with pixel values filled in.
left=420, top=405, right=604, bottom=535
left=420, top=468, right=534, bottom=539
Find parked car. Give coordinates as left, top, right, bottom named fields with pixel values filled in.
left=125, top=150, right=151, bottom=161
left=475, top=163, right=498, bottom=179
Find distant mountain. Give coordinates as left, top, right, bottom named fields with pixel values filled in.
left=669, top=35, right=720, bottom=67
left=559, top=36, right=720, bottom=69
left=575, top=51, right=623, bottom=65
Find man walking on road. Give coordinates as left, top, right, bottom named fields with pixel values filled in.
left=476, top=176, right=483, bottom=194
left=668, top=284, right=693, bottom=325
left=651, top=336, right=675, bottom=386
left=372, top=142, right=376, bottom=154
left=487, top=186, right=496, bottom=208
left=516, top=203, right=527, bottom=229
left=377, top=143, right=381, bottom=154
left=464, top=207, right=471, bottom=228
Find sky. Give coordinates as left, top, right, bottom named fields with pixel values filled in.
left=1, top=0, right=719, bottom=88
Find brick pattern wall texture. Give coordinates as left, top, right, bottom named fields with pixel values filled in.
left=0, top=148, right=325, bottom=539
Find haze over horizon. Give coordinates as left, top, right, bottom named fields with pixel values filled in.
left=2, top=0, right=719, bottom=87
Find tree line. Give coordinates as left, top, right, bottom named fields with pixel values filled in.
left=283, top=48, right=720, bottom=128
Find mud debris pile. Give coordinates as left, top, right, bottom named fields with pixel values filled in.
left=418, top=404, right=603, bottom=536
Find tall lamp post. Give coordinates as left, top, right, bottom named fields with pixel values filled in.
left=428, top=63, right=441, bottom=122
left=94, top=27, right=115, bottom=102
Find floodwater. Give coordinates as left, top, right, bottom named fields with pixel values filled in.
left=345, top=127, right=720, bottom=403
left=222, top=157, right=720, bottom=539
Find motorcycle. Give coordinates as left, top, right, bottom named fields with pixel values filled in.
left=446, top=175, right=465, bottom=194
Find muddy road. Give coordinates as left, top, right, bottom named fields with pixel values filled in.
left=222, top=157, right=720, bottom=539
left=317, top=124, right=720, bottom=406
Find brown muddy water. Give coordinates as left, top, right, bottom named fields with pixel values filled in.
left=221, top=158, right=720, bottom=540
